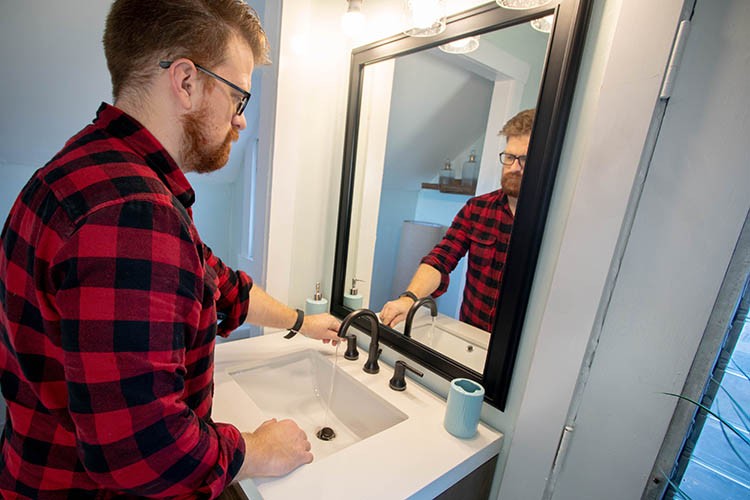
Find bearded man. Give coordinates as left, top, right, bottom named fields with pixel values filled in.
left=380, top=109, right=534, bottom=333
left=0, top=1, right=341, bottom=497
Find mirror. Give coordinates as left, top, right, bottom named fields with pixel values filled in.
left=346, top=21, right=550, bottom=374
left=332, top=0, right=591, bottom=410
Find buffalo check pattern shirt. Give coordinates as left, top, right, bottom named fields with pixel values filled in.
left=421, top=190, right=514, bottom=333
left=0, top=103, right=252, bottom=498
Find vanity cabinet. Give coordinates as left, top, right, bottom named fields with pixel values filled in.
left=437, top=455, right=498, bottom=500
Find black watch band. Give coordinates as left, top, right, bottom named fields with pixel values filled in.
left=284, top=309, right=305, bottom=339
left=398, top=291, right=418, bottom=302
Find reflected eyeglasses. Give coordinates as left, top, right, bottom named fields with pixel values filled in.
left=159, top=60, right=251, bottom=115
left=499, top=152, right=527, bottom=168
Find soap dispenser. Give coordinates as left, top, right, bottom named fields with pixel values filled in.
left=305, top=282, right=329, bottom=315
left=461, top=150, right=478, bottom=189
left=439, top=159, right=455, bottom=189
left=343, top=278, right=365, bottom=309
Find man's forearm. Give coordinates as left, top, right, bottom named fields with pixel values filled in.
left=405, top=264, right=442, bottom=299
left=244, top=286, right=297, bottom=329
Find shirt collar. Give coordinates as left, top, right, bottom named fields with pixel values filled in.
left=93, top=102, right=196, bottom=208
left=492, top=189, right=514, bottom=218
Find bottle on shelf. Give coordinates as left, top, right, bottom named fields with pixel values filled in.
left=461, top=150, right=478, bottom=189
left=439, top=159, right=454, bottom=189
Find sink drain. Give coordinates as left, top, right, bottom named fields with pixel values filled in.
left=316, top=426, right=336, bottom=441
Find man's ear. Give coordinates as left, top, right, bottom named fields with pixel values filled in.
left=165, top=59, right=199, bottom=111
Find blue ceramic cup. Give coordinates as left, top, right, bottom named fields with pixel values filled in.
left=443, top=378, right=485, bottom=439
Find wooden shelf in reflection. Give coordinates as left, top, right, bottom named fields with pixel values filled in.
left=422, top=180, right=476, bottom=195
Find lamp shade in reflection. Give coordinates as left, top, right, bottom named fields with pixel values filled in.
left=438, top=36, right=480, bottom=54
left=496, top=0, right=553, bottom=9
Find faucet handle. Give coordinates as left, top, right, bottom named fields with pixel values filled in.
left=344, top=334, right=359, bottom=360
left=389, top=360, right=424, bottom=391
left=363, top=348, right=382, bottom=374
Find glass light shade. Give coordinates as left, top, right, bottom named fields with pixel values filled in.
left=530, top=14, right=554, bottom=33
left=496, top=0, right=553, bottom=9
left=403, top=0, right=446, bottom=37
left=438, top=36, right=480, bottom=54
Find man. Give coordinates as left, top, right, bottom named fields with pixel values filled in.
left=0, top=1, right=340, bottom=497
left=380, top=109, right=534, bottom=333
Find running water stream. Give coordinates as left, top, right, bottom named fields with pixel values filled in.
left=316, top=343, right=340, bottom=441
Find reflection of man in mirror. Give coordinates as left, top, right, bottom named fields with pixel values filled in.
left=380, top=108, right=534, bottom=332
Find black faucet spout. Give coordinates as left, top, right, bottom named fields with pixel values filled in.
left=338, top=308, right=382, bottom=374
left=404, top=297, right=438, bottom=338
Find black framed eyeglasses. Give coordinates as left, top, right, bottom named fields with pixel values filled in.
left=159, top=60, right=251, bottom=115
left=499, top=152, right=527, bottom=168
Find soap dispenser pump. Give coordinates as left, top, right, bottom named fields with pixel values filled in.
left=305, top=282, right=329, bottom=315
left=343, top=278, right=365, bottom=309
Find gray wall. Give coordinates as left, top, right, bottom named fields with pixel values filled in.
left=552, top=0, right=750, bottom=497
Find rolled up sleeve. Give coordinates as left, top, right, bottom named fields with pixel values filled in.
left=421, top=202, right=473, bottom=297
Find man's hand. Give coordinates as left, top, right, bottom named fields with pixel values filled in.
left=237, top=419, right=313, bottom=479
left=379, top=297, right=414, bottom=328
left=300, top=313, right=341, bottom=344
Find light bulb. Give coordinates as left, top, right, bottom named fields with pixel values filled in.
left=342, top=0, right=366, bottom=38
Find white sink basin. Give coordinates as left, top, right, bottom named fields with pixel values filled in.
left=227, top=349, right=407, bottom=461
left=212, top=333, right=503, bottom=500
left=409, top=322, right=488, bottom=373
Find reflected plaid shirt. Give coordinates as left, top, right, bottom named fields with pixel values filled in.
left=421, top=190, right=514, bottom=333
left=0, top=104, right=252, bottom=498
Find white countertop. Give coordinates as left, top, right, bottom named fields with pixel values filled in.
left=212, top=331, right=503, bottom=499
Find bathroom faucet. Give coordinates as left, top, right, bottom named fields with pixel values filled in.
left=338, top=308, right=382, bottom=374
left=403, top=297, right=438, bottom=338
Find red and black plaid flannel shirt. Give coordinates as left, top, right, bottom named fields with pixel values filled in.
left=0, top=103, right=252, bottom=498
left=421, top=190, right=514, bottom=332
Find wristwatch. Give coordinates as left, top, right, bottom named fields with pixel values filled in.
left=284, top=309, right=305, bottom=339
left=398, top=291, right=418, bottom=302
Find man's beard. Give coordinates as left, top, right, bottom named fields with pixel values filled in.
left=501, top=171, right=522, bottom=198
left=181, top=106, right=239, bottom=174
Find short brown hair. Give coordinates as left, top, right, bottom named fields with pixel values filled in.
left=500, top=108, right=535, bottom=138
left=104, top=0, right=270, bottom=100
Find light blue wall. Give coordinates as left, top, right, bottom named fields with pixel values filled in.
left=484, top=22, right=551, bottom=112
left=1, top=163, right=39, bottom=225
left=369, top=191, right=420, bottom=310
left=0, top=0, right=263, bottom=270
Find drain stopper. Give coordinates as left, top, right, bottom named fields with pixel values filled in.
left=316, top=426, right=336, bottom=441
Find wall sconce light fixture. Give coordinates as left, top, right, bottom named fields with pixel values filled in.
left=403, top=0, right=447, bottom=37
left=342, top=0, right=366, bottom=38
left=496, top=0, right=553, bottom=9
left=438, top=36, right=481, bottom=54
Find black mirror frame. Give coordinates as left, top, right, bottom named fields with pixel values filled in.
left=331, top=0, right=592, bottom=411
